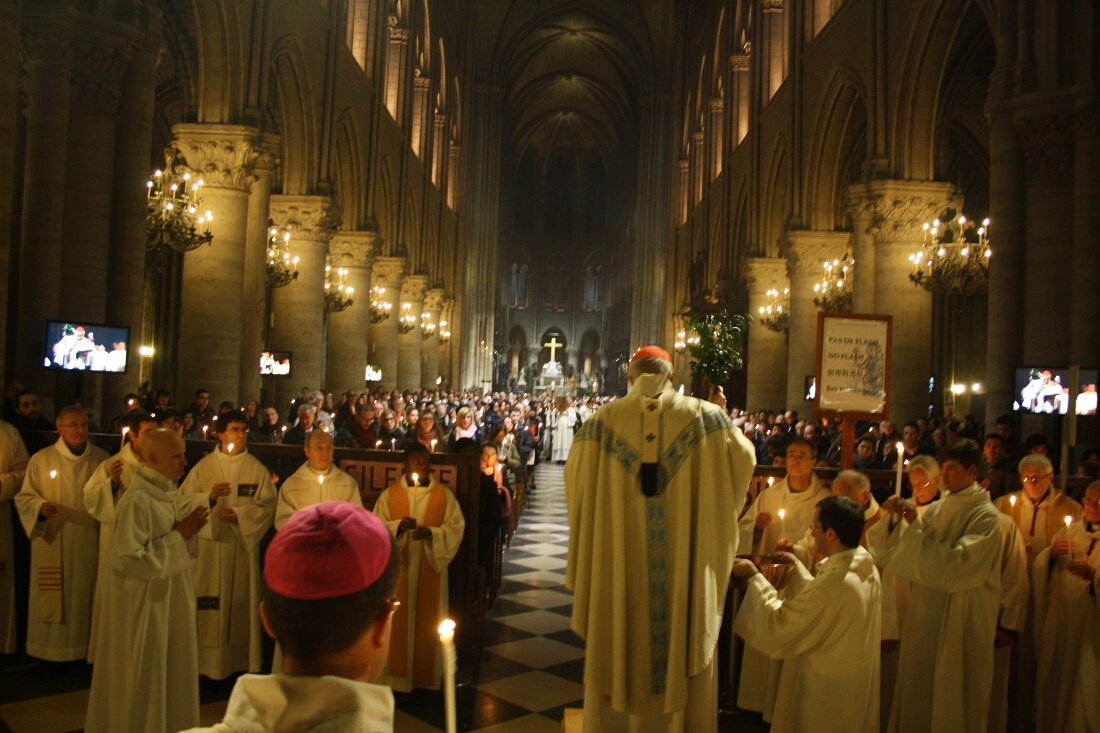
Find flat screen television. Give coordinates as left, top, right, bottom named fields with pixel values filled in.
left=1013, top=367, right=1098, bottom=415
left=260, top=350, right=293, bottom=377
left=804, top=376, right=816, bottom=402
left=43, top=320, right=130, bottom=373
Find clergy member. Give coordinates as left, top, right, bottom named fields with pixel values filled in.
left=737, top=436, right=829, bottom=718
left=0, top=419, right=29, bottom=653
left=180, top=409, right=276, bottom=679
left=275, top=429, right=363, bottom=530
left=14, top=405, right=106, bottom=661
left=373, top=442, right=465, bottom=691
left=182, top=502, right=400, bottom=732
left=733, top=495, right=882, bottom=733
left=879, top=438, right=1002, bottom=732
left=566, top=345, right=756, bottom=733
left=82, top=411, right=159, bottom=663
left=84, top=429, right=210, bottom=733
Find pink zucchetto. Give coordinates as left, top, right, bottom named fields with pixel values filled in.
left=631, top=345, right=672, bottom=363
left=264, top=501, right=392, bottom=600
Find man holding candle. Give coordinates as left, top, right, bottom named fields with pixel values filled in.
left=0, top=418, right=29, bottom=654
left=275, top=429, right=363, bottom=529
left=373, top=442, right=465, bottom=692
left=182, top=502, right=400, bottom=733
left=14, top=405, right=107, bottom=661
left=180, top=410, right=276, bottom=679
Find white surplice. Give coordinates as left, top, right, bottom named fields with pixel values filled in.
left=0, top=420, right=29, bottom=653
left=179, top=449, right=275, bottom=678
left=274, top=462, right=363, bottom=530
left=988, top=513, right=1030, bottom=733
left=880, top=483, right=1002, bottom=732
left=14, top=439, right=106, bottom=661
left=552, top=407, right=576, bottom=462
left=566, top=373, right=756, bottom=732
left=84, top=465, right=201, bottom=733
left=734, top=547, right=882, bottom=733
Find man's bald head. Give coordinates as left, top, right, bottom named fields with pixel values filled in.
left=831, top=470, right=871, bottom=507
left=143, top=429, right=187, bottom=482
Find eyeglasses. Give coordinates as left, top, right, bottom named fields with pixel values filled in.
left=1020, top=474, right=1052, bottom=484
left=58, top=422, right=87, bottom=429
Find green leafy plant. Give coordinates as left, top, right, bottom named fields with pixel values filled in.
left=686, top=311, right=748, bottom=387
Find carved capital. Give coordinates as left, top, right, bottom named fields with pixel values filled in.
left=22, top=5, right=75, bottom=65
left=710, top=98, right=725, bottom=113
left=423, top=287, right=446, bottom=313
left=372, top=256, right=407, bottom=290
left=328, top=230, right=378, bottom=268
left=269, top=195, right=340, bottom=242
left=414, top=73, right=431, bottom=91
left=762, top=0, right=784, bottom=12
left=731, top=54, right=750, bottom=71
left=1016, top=112, right=1075, bottom=180
left=845, top=180, right=958, bottom=243
left=389, top=26, right=409, bottom=43
left=172, top=123, right=262, bottom=191
left=745, top=256, right=789, bottom=295
left=253, top=132, right=282, bottom=175
left=69, top=33, right=132, bottom=115
left=400, top=274, right=430, bottom=304
left=786, top=232, right=851, bottom=277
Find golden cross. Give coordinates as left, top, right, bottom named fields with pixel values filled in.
left=543, top=336, right=563, bottom=361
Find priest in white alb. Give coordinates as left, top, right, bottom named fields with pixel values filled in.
left=84, top=429, right=210, bottom=733
left=0, top=419, right=29, bottom=654
left=566, top=346, right=756, bottom=733
left=734, top=495, right=882, bottom=733
left=878, top=438, right=1002, bottom=732
left=179, top=410, right=276, bottom=678
left=14, top=406, right=107, bottom=661
left=275, top=429, right=362, bottom=530
left=373, top=442, right=465, bottom=691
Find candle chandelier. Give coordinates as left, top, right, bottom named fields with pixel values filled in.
left=813, top=253, right=853, bottom=312
left=265, top=221, right=298, bottom=288
left=908, top=213, right=992, bottom=296
left=369, top=286, right=393, bottom=323
left=421, top=313, right=437, bottom=340
left=145, top=149, right=214, bottom=255
left=438, top=319, right=451, bottom=344
left=398, top=303, right=418, bottom=334
left=758, top=287, right=790, bottom=333
left=323, top=260, right=354, bottom=313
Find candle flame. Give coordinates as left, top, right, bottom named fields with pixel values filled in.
left=1009, top=495, right=1017, bottom=507
left=227, top=442, right=235, bottom=454
left=318, top=474, right=325, bottom=485
left=1065, top=515, right=1073, bottom=527
left=896, top=442, right=904, bottom=452
left=411, top=472, right=419, bottom=485
left=778, top=508, right=786, bottom=520
left=49, top=470, right=58, bottom=479
left=438, top=618, right=456, bottom=639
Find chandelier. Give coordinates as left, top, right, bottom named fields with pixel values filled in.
left=369, top=286, right=393, bottom=323
left=398, top=303, right=417, bottom=334
left=813, top=253, right=853, bottom=312
left=438, top=320, right=451, bottom=344
left=145, top=149, right=214, bottom=255
left=265, top=222, right=298, bottom=288
left=323, top=261, right=354, bottom=313
left=420, top=313, right=436, bottom=340
left=757, top=288, right=790, bottom=333
left=673, top=326, right=700, bottom=353
left=908, top=213, right=992, bottom=295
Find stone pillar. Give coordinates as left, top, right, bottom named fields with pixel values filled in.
left=410, top=71, right=429, bottom=157
left=439, top=298, right=455, bottom=386
left=1072, top=107, right=1100, bottom=369
left=786, top=232, right=850, bottom=413
left=370, top=256, right=406, bottom=391
left=431, top=113, right=446, bottom=186
left=383, top=17, right=408, bottom=120
left=849, top=181, right=957, bottom=422
left=173, top=124, right=261, bottom=406
left=398, top=274, right=429, bottom=391
left=762, top=0, right=786, bottom=101
left=844, top=188, right=877, bottom=313
left=17, top=7, right=74, bottom=395
left=745, top=257, right=789, bottom=411
left=268, top=195, right=339, bottom=410
left=709, top=98, right=724, bottom=178
left=0, top=0, right=19, bottom=385
left=326, top=231, right=377, bottom=392
left=731, top=52, right=750, bottom=145
left=421, top=288, right=445, bottom=387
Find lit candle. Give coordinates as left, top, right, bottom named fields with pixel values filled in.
left=431, top=439, right=438, bottom=452
left=410, top=472, right=419, bottom=486
left=227, top=442, right=235, bottom=455
left=318, top=474, right=325, bottom=486
left=767, top=476, right=775, bottom=486
left=438, top=619, right=457, bottom=733
left=391, top=438, right=396, bottom=450
left=121, top=426, right=130, bottom=442
left=49, top=470, right=57, bottom=480
left=777, top=507, right=786, bottom=542
left=202, top=425, right=209, bottom=440
left=375, top=440, right=383, bottom=448
left=894, top=442, right=904, bottom=497
left=1066, top=515, right=1074, bottom=560
left=1009, top=494, right=1017, bottom=509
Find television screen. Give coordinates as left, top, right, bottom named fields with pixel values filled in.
left=1013, top=367, right=1098, bottom=415
left=805, top=376, right=816, bottom=402
left=260, top=350, right=292, bottom=377
left=365, top=364, right=383, bottom=382
left=43, top=321, right=129, bottom=373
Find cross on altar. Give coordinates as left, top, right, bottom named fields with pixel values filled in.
left=544, top=336, right=564, bottom=361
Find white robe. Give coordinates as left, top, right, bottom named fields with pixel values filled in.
left=565, top=373, right=756, bottom=732
left=552, top=407, right=576, bottom=462
left=880, top=483, right=1002, bottom=732
left=179, top=673, right=394, bottom=733
left=14, top=439, right=106, bottom=660
left=82, top=441, right=143, bottom=663
left=373, top=477, right=465, bottom=691
left=1032, top=523, right=1100, bottom=733
left=179, top=449, right=276, bottom=678
left=0, top=420, right=29, bottom=653
left=989, top=513, right=1030, bottom=733
left=734, top=547, right=882, bottom=733
left=274, top=462, right=363, bottom=530
left=736, top=474, right=829, bottom=716
left=84, top=465, right=201, bottom=733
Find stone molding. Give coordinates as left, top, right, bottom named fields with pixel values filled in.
left=423, top=287, right=445, bottom=313
left=400, top=274, right=430, bottom=304
left=69, top=33, right=132, bottom=115
left=328, top=230, right=378, bottom=268
left=745, top=256, right=789, bottom=294
left=269, top=195, right=340, bottom=242
left=762, top=0, right=784, bottom=11
left=22, top=5, right=75, bottom=65
left=172, top=123, right=263, bottom=191
left=372, top=255, right=407, bottom=289
left=253, top=132, right=282, bottom=174
left=710, top=97, right=724, bottom=113
left=1017, top=112, right=1076, bottom=180
left=786, top=231, right=851, bottom=277
left=845, top=180, right=958, bottom=243
left=731, top=54, right=750, bottom=71
left=414, top=72, right=431, bottom=91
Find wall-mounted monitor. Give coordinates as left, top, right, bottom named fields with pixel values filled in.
left=1013, top=367, right=1098, bottom=415
left=260, top=350, right=292, bottom=377
left=43, top=320, right=129, bottom=373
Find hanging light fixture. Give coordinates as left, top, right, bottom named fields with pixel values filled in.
left=323, top=260, right=354, bottom=313
left=813, top=252, right=854, bottom=312
left=438, top=320, right=451, bottom=344
left=145, top=148, right=214, bottom=255
left=757, top=288, right=790, bottom=333
left=420, top=312, right=437, bottom=340
left=369, top=286, right=393, bottom=323
left=265, top=221, right=298, bottom=288
left=908, top=213, right=992, bottom=295
left=398, top=303, right=418, bottom=334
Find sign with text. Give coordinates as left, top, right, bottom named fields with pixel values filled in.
left=815, top=312, right=893, bottom=419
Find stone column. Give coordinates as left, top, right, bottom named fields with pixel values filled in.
left=762, top=0, right=786, bottom=101
left=397, top=275, right=429, bottom=391
left=844, top=187, right=877, bottom=313
left=439, top=297, right=455, bottom=386
left=268, top=195, right=339, bottom=410
left=745, top=257, right=789, bottom=411
left=849, top=180, right=957, bottom=422
left=326, top=231, right=377, bottom=392
left=17, top=7, right=74, bottom=395
left=786, top=232, right=850, bottom=413
left=410, top=71, right=429, bottom=157
left=1072, top=107, right=1100, bottom=369
left=731, top=52, right=750, bottom=145
left=0, top=0, right=19, bottom=385
left=369, top=256, right=406, bottom=391
left=421, top=287, right=445, bottom=387
left=173, top=124, right=261, bottom=406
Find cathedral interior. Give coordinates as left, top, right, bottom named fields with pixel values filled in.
left=1, top=1, right=1099, bottom=731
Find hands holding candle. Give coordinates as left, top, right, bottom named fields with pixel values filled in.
left=894, top=442, right=904, bottom=497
